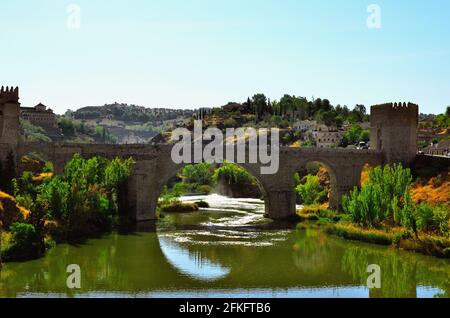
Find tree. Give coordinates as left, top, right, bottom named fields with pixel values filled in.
left=252, top=94, right=268, bottom=120
left=354, top=104, right=366, bottom=116
left=180, top=163, right=215, bottom=186
left=295, top=175, right=328, bottom=205
left=343, top=124, right=369, bottom=146
left=212, top=162, right=256, bottom=186
left=446, top=106, right=450, bottom=117
left=1, top=152, right=17, bottom=194
left=342, top=164, right=414, bottom=228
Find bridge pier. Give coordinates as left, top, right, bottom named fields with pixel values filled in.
left=329, top=165, right=363, bottom=210
left=264, top=188, right=297, bottom=220
left=124, top=171, right=157, bottom=221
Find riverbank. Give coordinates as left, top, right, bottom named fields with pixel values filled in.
left=296, top=206, right=450, bottom=259
left=2, top=194, right=449, bottom=298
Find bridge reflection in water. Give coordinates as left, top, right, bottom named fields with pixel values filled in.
left=0, top=195, right=448, bottom=298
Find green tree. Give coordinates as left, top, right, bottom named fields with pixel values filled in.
left=343, top=164, right=414, bottom=229
left=212, top=162, right=256, bottom=186
left=295, top=175, right=328, bottom=205
left=343, top=124, right=370, bottom=146
left=180, top=163, right=215, bottom=186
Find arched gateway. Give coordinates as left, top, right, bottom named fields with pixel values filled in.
left=0, top=87, right=418, bottom=221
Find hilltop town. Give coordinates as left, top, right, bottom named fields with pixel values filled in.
left=19, top=94, right=450, bottom=156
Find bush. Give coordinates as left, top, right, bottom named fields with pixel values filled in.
left=415, top=203, right=434, bottom=232
left=433, top=205, right=450, bottom=236
left=160, top=201, right=199, bottom=213
left=196, top=185, right=212, bottom=195
left=2, top=223, right=44, bottom=261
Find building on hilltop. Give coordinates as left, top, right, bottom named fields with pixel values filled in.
left=20, top=103, right=57, bottom=128
left=313, top=125, right=343, bottom=148
left=293, top=120, right=317, bottom=132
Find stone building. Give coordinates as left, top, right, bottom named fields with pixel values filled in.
left=293, top=120, right=317, bottom=132
left=312, top=124, right=343, bottom=148
left=20, top=103, right=57, bottom=128
left=424, top=139, right=450, bottom=157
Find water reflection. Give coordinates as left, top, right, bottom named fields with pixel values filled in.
left=0, top=195, right=449, bottom=298
left=159, top=236, right=230, bottom=281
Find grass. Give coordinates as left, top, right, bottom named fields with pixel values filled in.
left=296, top=204, right=340, bottom=222
left=321, top=221, right=450, bottom=258
left=398, top=233, right=450, bottom=258
left=325, top=223, right=393, bottom=246
left=159, top=201, right=199, bottom=213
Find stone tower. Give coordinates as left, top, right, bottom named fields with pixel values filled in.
left=370, top=102, right=418, bottom=166
left=0, top=86, right=20, bottom=161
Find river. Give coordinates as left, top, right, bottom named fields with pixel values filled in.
left=0, top=194, right=449, bottom=298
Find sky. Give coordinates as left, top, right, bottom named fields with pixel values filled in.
left=0, top=0, right=449, bottom=115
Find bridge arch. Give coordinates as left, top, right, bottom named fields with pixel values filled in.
left=148, top=161, right=272, bottom=219
left=292, top=157, right=339, bottom=209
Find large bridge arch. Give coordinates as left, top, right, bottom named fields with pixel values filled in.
left=125, top=156, right=280, bottom=221
left=291, top=157, right=339, bottom=209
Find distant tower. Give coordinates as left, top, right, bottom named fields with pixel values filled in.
left=370, top=102, right=419, bottom=166
left=0, top=86, right=20, bottom=148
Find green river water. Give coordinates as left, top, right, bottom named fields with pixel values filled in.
left=0, top=194, right=449, bottom=298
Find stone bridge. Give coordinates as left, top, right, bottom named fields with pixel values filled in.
left=15, top=142, right=384, bottom=220
left=0, top=86, right=419, bottom=221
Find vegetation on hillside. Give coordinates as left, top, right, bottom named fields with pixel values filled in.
left=20, top=120, right=52, bottom=143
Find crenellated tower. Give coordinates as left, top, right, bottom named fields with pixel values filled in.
left=370, top=102, right=418, bottom=166
left=0, top=86, right=20, bottom=153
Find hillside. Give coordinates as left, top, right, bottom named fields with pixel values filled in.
left=71, top=103, right=194, bottom=124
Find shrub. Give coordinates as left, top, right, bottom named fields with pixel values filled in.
left=196, top=185, right=212, bottom=195
left=433, top=205, right=450, bottom=236
left=160, top=201, right=199, bottom=213
left=415, top=203, right=434, bottom=232
left=2, top=223, right=44, bottom=261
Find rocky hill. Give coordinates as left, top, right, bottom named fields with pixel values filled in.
left=61, top=103, right=195, bottom=144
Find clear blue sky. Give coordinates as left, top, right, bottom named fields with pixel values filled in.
left=1, top=0, right=449, bottom=114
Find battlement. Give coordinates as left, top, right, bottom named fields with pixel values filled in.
left=0, top=86, right=19, bottom=104
left=371, top=102, right=418, bottom=113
